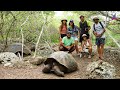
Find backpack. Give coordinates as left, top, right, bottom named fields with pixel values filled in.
left=93, top=22, right=104, bottom=31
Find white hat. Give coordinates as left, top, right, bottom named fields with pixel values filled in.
left=93, top=17, right=99, bottom=20
left=82, top=34, right=87, bottom=37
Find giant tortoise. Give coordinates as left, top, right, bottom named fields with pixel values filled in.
left=42, top=51, right=78, bottom=77
left=5, top=43, right=31, bottom=56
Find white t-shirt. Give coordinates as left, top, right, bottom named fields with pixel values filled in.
left=92, top=22, right=106, bottom=38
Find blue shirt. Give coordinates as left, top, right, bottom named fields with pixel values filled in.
left=68, top=25, right=79, bottom=37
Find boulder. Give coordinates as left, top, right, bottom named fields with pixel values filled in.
left=0, top=52, right=20, bottom=67
left=86, top=60, right=116, bottom=79
left=5, top=43, right=31, bottom=56
left=29, top=56, right=46, bottom=65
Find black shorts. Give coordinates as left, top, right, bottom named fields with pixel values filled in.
left=60, top=34, right=66, bottom=38
left=96, top=38, right=105, bottom=46
left=79, top=33, right=90, bottom=43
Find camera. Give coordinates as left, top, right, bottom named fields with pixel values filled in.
left=85, top=27, right=89, bottom=31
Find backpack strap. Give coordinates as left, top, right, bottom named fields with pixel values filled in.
left=93, top=24, right=96, bottom=31
left=99, top=22, right=104, bottom=29
left=93, top=22, right=104, bottom=32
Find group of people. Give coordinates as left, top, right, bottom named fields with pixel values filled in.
left=59, top=15, right=106, bottom=60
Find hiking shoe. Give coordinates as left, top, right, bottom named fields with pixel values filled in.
left=79, top=53, right=82, bottom=58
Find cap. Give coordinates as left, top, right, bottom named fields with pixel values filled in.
left=67, top=31, right=72, bottom=34
left=82, top=34, right=87, bottom=37
left=93, top=17, right=99, bottom=20
left=70, top=19, right=74, bottom=23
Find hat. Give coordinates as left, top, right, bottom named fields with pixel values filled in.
left=67, top=31, right=72, bottom=34
left=93, top=17, right=99, bottom=20
left=80, top=15, right=84, bottom=18
left=82, top=34, right=87, bottom=37
left=61, top=19, right=67, bottom=22
left=70, top=19, right=74, bottom=23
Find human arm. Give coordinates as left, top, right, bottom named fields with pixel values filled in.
left=76, top=25, right=80, bottom=38
left=85, top=21, right=91, bottom=31
left=59, top=25, right=62, bottom=34
left=81, top=41, right=84, bottom=51
left=88, top=39, right=92, bottom=47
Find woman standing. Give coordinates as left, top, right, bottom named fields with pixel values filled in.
left=59, top=19, right=68, bottom=43
left=68, top=20, right=80, bottom=55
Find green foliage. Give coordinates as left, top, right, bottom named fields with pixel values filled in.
left=0, top=11, right=119, bottom=48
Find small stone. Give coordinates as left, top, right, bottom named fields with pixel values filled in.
left=4, top=62, right=13, bottom=67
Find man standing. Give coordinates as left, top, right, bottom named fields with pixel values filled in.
left=79, top=15, right=91, bottom=44
left=92, top=17, right=106, bottom=60
left=59, top=32, right=75, bottom=53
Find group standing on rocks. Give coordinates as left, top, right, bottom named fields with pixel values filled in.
left=59, top=15, right=106, bottom=60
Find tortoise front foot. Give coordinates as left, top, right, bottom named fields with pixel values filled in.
left=52, top=65, right=64, bottom=77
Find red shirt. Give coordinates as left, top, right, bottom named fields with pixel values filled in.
left=60, top=25, right=67, bottom=34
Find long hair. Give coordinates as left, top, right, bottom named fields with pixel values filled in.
left=60, top=22, right=67, bottom=30
left=69, top=22, right=75, bottom=29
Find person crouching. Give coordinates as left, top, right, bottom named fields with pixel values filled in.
left=80, top=34, right=92, bottom=58
left=59, top=32, right=75, bottom=53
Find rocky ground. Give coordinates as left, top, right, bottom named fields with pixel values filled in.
left=0, top=45, right=120, bottom=79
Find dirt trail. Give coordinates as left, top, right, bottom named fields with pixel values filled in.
left=0, top=46, right=120, bottom=79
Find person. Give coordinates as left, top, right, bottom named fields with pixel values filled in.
left=59, top=19, right=68, bottom=43
left=79, top=15, right=91, bottom=44
left=68, top=20, right=80, bottom=55
left=80, top=34, right=92, bottom=58
left=59, top=32, right=75, bottom=53
left=92, top=17, right=106, bottom=60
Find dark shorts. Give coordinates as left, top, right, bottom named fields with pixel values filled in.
left=96, top=38, right=105, bottom=46
left=60, top=34, right=66, bottom=38
left=79, top=33, right=90, bottom=43
left=59, top=45, right=75, bottom=53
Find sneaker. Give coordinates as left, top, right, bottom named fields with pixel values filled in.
left=88, top=55, right=91, bottom=59
left=79, top=53, right=82, bottom=58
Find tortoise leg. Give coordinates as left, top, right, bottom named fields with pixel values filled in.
left=52, top=62, right=64, bottom=77
left=42, top=63, right=53, bottom=73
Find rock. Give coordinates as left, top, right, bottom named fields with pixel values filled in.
left=86, top=60, right=116, bottom=79
left=13, top=60, right=32, bottom=68
left=29, top=56, right=45, bottom=65
left=4, top=62, right=13, bottom=67
left=5, top=43, right=31, bottom=56
left=104, top=47, right=120, bottom=62
left=0, top=52, right=20, bottom=63
left=30, top=45, right=35, bottom=51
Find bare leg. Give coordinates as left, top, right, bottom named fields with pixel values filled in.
left=75, top=40, right=79, bottom=54
left=89, top=47, right=92, bottom=55
left=97, top=45, right=101, bottom=59
left=100, top=44, right=104, bottom=59
left=88, top=47, right=92, bottom=59
left=68, top=46, right=75, bottom=53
